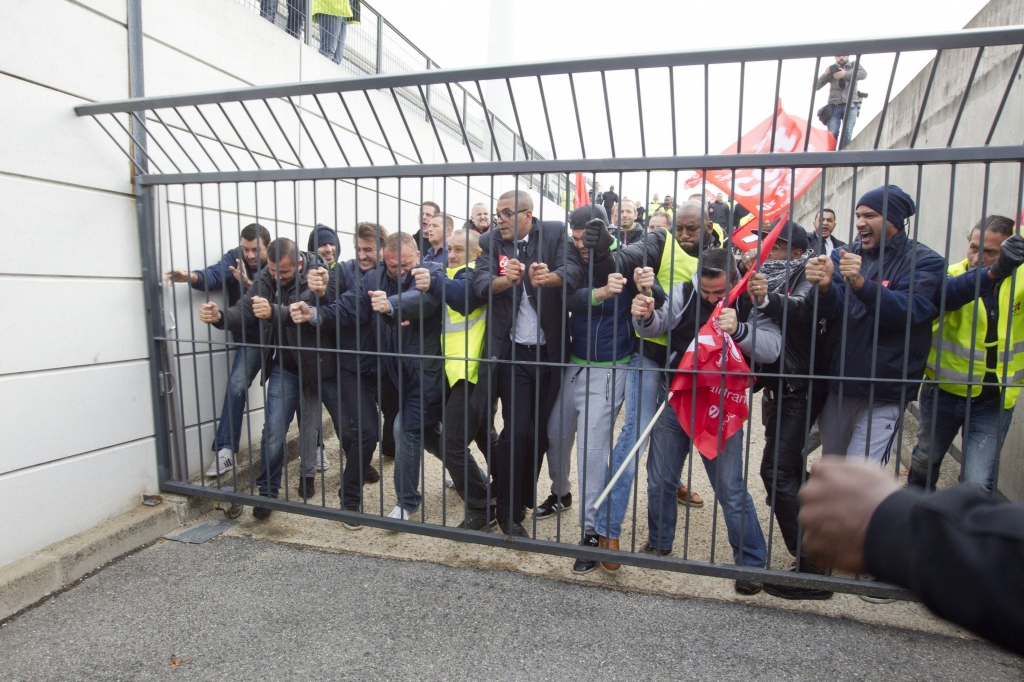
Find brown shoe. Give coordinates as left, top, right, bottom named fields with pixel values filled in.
left=677, top=484, right=704, bottom=507
left=597, top=536, right=621, bottom=572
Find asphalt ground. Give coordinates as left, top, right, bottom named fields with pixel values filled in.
left=1, top=535, right=1021, bottom=681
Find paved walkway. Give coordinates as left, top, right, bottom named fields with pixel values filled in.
left=1, top=536, right=1020, bottom=681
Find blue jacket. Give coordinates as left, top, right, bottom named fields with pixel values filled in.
left=818, top=230, right=946, bottom=403
left=567, top=285, right=634, bottom=364
left=191, top=246, right=260, bottom=344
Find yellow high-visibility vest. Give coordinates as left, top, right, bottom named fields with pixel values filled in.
left=924, top=258, right=1024, bottom=408
left=641, top=230, right=699, bottom=347
left=443, top=263, right=486, bottom=387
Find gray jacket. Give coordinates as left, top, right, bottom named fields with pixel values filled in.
left=816, top=60, right=867, bottom=106
left=635, top=274, right=783, bottom=366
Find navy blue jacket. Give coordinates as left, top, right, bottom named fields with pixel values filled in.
left=818, top=230, right=946, bottom=403
left=432, top=266, right=483, bottom=316
left=191, top=246, right=260, bottom=344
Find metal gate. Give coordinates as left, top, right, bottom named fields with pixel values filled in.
left=77, top=27, right=1024, bottom=600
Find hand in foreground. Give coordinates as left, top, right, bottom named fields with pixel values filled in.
left=251, top=295, right=272, bottom=320
left=804, top=254, right=834, bottom=294
left=199, top=301, right=220, bottom=324
left=718, top=307, right=738, bottom=335
left=306, top=267, right=329, bottom=296
left=505, top=258, right=525, bottom=285
left=633, top=266, right=655, bottom=294
left=529, top=261, right=552, bottom=287
left=747, top=271, right=769, bottom=306
left=631, top=292, right=654, bottom=321
left=838, top=250, right=864, bottom=290
left=411, top=267, right=431, bottom=292
left=595, top=272, right=625, bottom=303
left=989, top=234, right=1024, bottom=280
left=290, top=301, right=314, bottom=324
left=166, top=269, right=195, bottom=284
left=797, top=457, right=900, bottom=573
left=229, top=259, right=253, bottom=290
left=583, top=218, right=613, bottom=255
left=368, top=290, right=391, bottom=314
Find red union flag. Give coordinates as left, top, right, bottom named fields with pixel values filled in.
left=667, top=214, right=788, bottom=459
left=574, top=173, right=590, bottom=209
left=684, top=101, right=834, bottom=227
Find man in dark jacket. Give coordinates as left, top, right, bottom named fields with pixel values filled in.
left=200, top=238, right=340, bottom=519
left=306, top=231, right=445, bottom=521
left=601, top=185, right=619, bottom=219
left=472, top=190, right=584, bottom=536
left=805, top=185, right=946, bottom=465
left=167, top=223, right=269, bottom=479
left=748, top=219, right=834, bottom=600
left=708, top=193, right=733, bottom=232
left=799, top=457, right=1024, bottom=657
left=806, top=208, right=846, bottom=257
left=816, top=55, right=867, bottom=150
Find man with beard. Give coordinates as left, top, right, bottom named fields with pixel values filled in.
left=167, top=223, right=270, bottom=479
left=806, top=208, right=846, bottom=257
left=612, top=199, right=644, bottom=245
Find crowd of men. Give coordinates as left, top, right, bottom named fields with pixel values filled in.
left=169, top=182, right=1024, bottom=602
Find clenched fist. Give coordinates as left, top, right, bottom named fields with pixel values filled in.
left=199, top=301, right=221, bottom=324
left=595, top=272, right=626, bottom=303
left=411, top=267, right=431, bottom=292
left=290, top=301, right=314, bottom=324
left=718, top=307, right=738, bottom=335
left=505, top=258, right=525, bottom=285
left=368, top=290, right=392, bottom=314
left=529, top=262, right=552, bottom=288
left=838, top=250, right=864, bottom=290
left=306, top=267, right=329, bottom=296
left=632, top=293, right=655, bottom=321
left=633, top=266, right=655, bottom=294
left=747, top=271, right=769, bottom=307
left=251, top=295, right=272, bottom=320
left=804, top=254, right=834, bottom=294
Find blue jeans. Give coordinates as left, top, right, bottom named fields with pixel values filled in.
left=316, top=14, right=347, bottom=64
left=595, top=352, right=661, bottom=540
left=908, top=385, right=1013, bottom=493
left=212, top=346, right=263, bottom=453
left=393, top=413, right=442, bottom=513
left=647, top=380, right=767, bottom=566
left=255, top=363, right=301, bottom=498
left=261, top=0, right=305, bottom=39
left=828, top=103, right=859, bottom=150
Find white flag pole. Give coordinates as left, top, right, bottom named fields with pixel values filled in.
left=592, top=394, right=672, bottom=510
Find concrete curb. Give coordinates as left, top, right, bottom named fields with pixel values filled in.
left=0, top=417, right=314, bottom=622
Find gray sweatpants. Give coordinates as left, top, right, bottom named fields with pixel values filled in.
left=817, top=393, right=903, bottom=466
left=546, top=364, right=627, bottom=533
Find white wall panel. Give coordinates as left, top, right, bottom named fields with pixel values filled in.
left=0, top=362, right=154, bottom=475
left=0, top=75, right=131, bottom=194
left=0, top=0, right=128, bottom=102
left=0, top=438, right=158, bottom=567
left=0, top=175, right=139, bottom=278
left=0, top=278, right=148, bottom=375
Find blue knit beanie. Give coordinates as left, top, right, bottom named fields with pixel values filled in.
left=856, top=185, right=916, bottom=230
left=308, top=224, right=341, bottom=252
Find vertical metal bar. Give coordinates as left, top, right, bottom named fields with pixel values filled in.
left=375, top=9, right=384, bottom=74
left=985, top=45, right=1024, bottom=145
left=947, top=47, right=985, bottom=147
left=568, top=73, right=587, bottom=158
left=634, top=68, right=647, bottom=157
left=338, top=92, right=375, bottom=166
left=363, top=91, right=400, bottom=164
left=390, top=88, right=424, bottom=164
left=910, top=50, right=942, bottom=147
left=474, top=81, right=501, bottom=162
left=803, top=57, right=822, bottom=152
left=873, top=52, right=901, bottom=150
left=536, top=75, right=557, bottom=160
left=600, top=70, right=616, bottom=157
left=444, top=82, right=474, bottom=162
left=504, top=78, right=530, bottom=161
left=417, top=84, right=449, bottom=162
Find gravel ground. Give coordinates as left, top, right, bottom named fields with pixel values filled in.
left=203, top=401, right=971, bottom=637
left=2, top=536, right=1020, bottom=682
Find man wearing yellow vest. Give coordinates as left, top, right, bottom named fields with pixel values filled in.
left=909, top=216, right=1024, bottom=492
left=415, top=228, right=497, bottom=530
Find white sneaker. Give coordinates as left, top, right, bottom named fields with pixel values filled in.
left=316, top=447, right=331, bottom=472
left=387, top=505, right=411, bottom=521
left=205, top=448, right=234, bottom=478
left=445, top=476, right=455, bottom=489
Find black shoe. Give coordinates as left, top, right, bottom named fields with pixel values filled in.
left=341, top=508, right=363, bottom=531
left=735, top=580, right=763, bottom=595
left=498, top=518, right=528, bottom=537
left=363, top=464, right=380, bottom=485
left=573, top=534, right=600, bottom=574
left=460, top=515, right=497, bottom=531
left=640, top=541, right=672, bottom=557
left=533, top=493, right=572, bottom=520
left=297, top=476, right=316, bottom=499
left=252, top=505, right=272, bottom=520
left=764, top=560, right=834, bottom=600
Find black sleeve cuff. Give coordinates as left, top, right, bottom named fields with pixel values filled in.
left=863, top=488, right=922, bottom=588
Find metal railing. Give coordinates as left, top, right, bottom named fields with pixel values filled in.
left=235, top=0, right=570, bottom=206
left=77, top=27, right=1024, bottom=600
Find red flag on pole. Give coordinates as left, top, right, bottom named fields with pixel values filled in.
left=574, top=173, right=590, bottom=209
left=667, top=213, right=789, bottom=459
left=685, top=101, right=833, bottom=233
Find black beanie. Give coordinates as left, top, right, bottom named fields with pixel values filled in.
left=308, top=224, right=341, bottom=252
left=856, top=185, right=916, bottom=230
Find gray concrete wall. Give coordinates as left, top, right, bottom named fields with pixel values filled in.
left=793, top=0, right=1024, bottom=499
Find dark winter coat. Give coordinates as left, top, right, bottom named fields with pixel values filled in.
left=190, top=246, right=261, bottom=344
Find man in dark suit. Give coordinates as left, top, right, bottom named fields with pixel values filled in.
left=473, top=190, right=584, bottom=536
left=806, top=208, right=846, bottom=257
